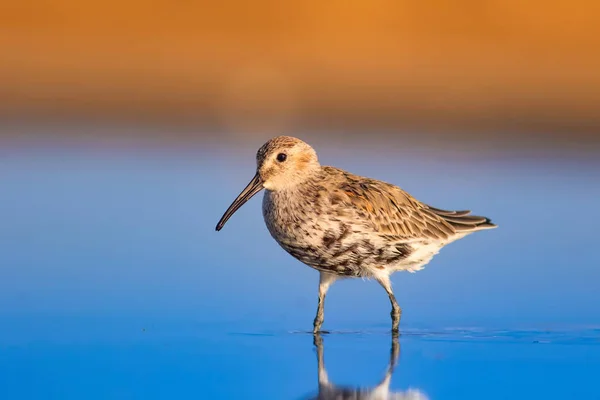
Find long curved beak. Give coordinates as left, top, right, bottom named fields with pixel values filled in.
left=215, top=173, right=264, bottom=231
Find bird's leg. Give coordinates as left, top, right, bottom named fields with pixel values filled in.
left=389, top=292, right=402, bottom=333
left=313, top=272, right=337, bottom=333
left=377, top=276, right=402, bottom=334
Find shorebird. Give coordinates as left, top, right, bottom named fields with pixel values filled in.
left=216, top=136, right=496, bottom=333
left=303, top=333, right=428, bottom=400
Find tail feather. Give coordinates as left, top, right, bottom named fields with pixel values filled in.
left=427, top=206, right=472, bottom=217
left=427, top=205, right=497, bottom=232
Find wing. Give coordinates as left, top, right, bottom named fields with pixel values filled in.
left=324, top=167, right=495, bottom=241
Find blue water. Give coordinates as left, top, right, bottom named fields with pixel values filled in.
left=1, top=137, right=599, bottom=398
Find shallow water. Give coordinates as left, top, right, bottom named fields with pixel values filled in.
left=1, top=137, right=600, bottom=398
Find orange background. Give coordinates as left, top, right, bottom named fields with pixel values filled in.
left=1, top=1, right=599, bottom=141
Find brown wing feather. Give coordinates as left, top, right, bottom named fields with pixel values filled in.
left=324, top=167, right=496, bottom=240
left=426, top=206, right=472, bottom=217
left=328, top=168, right=457, bottom=241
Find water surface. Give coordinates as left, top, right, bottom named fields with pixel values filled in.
left=1, top=136, right=599, bottom=398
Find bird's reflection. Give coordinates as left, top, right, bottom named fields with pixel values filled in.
left=304, top=333, right=428, bottom=400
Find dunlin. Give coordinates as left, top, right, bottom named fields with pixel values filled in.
left=216, top=136, right=496, bottom=333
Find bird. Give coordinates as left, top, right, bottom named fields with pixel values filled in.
left=303, top=333, right=428, bottom=400
left=215, top=136, right=496, bottom=333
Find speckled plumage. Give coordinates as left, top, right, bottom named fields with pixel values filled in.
left=216, top=136, right=497, bottom=333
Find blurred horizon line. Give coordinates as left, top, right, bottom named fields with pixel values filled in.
left=4, top=117, right=600, bottom=163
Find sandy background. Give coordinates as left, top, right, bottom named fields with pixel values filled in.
left=1, top=1, right=599, bottom=150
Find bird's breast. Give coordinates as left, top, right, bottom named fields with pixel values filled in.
left=262, top=189, right=326, bottom=249
left=261, top=189, right=389, bottom=276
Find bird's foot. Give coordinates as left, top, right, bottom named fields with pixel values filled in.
left=390, top=308, right=402, bottom=335
left=313, top=317, right=324, bottom=334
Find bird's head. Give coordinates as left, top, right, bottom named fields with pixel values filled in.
left=256, top=135, right=320, bottom=190
left=215, top=136, right=320, bottom=231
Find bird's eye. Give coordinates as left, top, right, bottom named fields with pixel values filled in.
left=276, top=153, right=287, bottom=162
